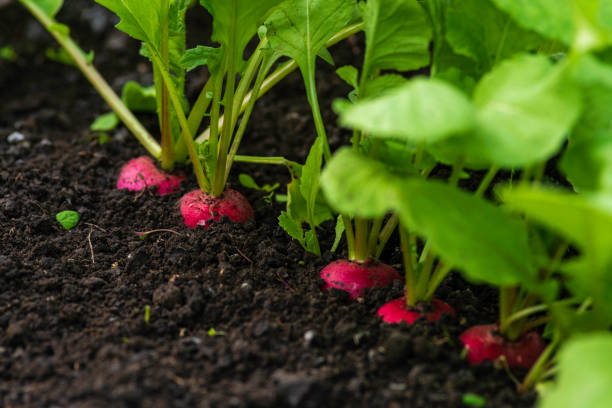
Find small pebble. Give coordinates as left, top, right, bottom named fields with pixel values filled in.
left=7, top=131, right=25, bottom=143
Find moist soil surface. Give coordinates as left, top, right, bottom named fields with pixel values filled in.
left=1, top=2, right=537, bottom=407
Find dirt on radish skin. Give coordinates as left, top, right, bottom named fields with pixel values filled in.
left=460, top=324, right=547, bottom=369
left=180, top=188, right=254, bottom=228
left=116, top=156, right=184, bottom=195
left=320, top=259, right=401, bottom=299
left=377, top=297, right=456, bottom=324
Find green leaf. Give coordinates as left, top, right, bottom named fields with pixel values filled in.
left=180, top=45, right=222, bottom=72
left=490, top=0, right=574, bottom=45
left=396, top=179, right=536, bottom=287
left=238, top=174, right=260, bottom=190
left=121, top=81, right=157, bottom=111
left=361, top=74, right=408, bottom=99
left=48, top=22, right=70, bottom=36
left=538, top=333, right=612, bottom=408
left=56, top=210, right=80, bottom=230
left=336, top=65, right=359, bottom=89
left=361, top=0, right=431, bottom=77
left=278, top=211, right=306, bottom=247
left=34, top=0, right=64, bottom=18
left=201, top=0, right=284, bottom=65
left=321, top=148, right=400, bottom=218
left=446, top=0, right=544, bottom=71
left=502, top=186, right=612, bottom=270
left=437, top=55, right=581, bottom=168
left=90, top=112, right=119, bottom=131
left=95, top=0, right=162, bottom=46
left=338, top=78, right=475, bottom=144
left=331, top=215, right=344, bottom=252
left=265, top=0, right=354, bottom=79
left=321, top=148, right=537, bottom=287
left=300, top=135, right=324, bottom=224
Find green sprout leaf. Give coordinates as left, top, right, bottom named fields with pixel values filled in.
left=338, top=78, right=476, bottom=144
left=538, top=333, right=612, bottom=408
left=90, top=112, right=119, bottom=132
left=56, top=210, right=80, bottom=230
left=462, top=393, right=486, bottom=407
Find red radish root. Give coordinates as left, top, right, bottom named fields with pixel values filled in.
left=377, top=297, right=455, bottom=324
left=117, top=156, right=183, bottom=195
left=460, top=323, right=546, bottom=369
left=180, top=189, right=254, bottom=228
left=320, top=259, right=401, bottom=299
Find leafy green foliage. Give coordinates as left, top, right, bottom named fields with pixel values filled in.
left=180, top=45, right=222, bottom=72
left=432, top=55, right=582, bottom=168
left=490, top=0, right=573, bottom=45
left=360, top=0, right=431, bottom=77
left=56, top=210, right=79, bottom=230
left=538, top=333, right=612, bottom=408
left=502, top=186, right=612, bottom=271
left=321, top=148, right=537, bottom=287
left=265, top=0, right=354, bottom=80
left=445, top=0, right=544, bottom=72
left=201, top=0, right=283, bottom=66
left=338, top=78, right=475, bottom=144
left=95, top=0, right=162, bottom=46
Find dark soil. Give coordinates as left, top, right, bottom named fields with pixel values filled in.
left=1, top=2, right=536, bottom=407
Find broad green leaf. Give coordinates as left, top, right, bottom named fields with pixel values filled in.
left=321, top=148, right=537, bottom=286
left=180, top=45, right=222, bottom=72
left=121, top=81, right=156, bottom=111
left=538, top=333, right=612, bottom=408
left=490, top=0, right=573, bottom=45
left=561, top=64, right=612, bottom=192
left=502, top=186, right=612, bottom=270
left=464, top=55, right=580, bottom=167
left=396, top=179, right=536, bottom=287
left=361, top=0, right=431, bottom=77
left=361, top=74, right=408, bottom=99
left=90, top=112, right=119, bottom=131
left=320, top=148, right=401, bottom=218
left=338, top=78, right=475, bottom=144
left=446, top=0, right=544, bottom=71
left=95, top=0, right=162, bottom=46
left=201, top=0, right=284, bottom=65
left=571, top=0, right=612, bottom=53
left=265, top=0, right=354, bottom=79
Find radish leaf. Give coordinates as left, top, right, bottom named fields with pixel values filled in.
left=338, top=78, right=475, bottom=144
left=539, top=333, right=612, bottom=408
left=360, top=0, right=431, bottom=77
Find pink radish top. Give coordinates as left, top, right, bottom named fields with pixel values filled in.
left=460, top=323, right=546, bottom=369
left=117, top=156, right=183, bottom=195
left=320, top=259, right=401, bottom=299
left=377, top=297, right=456, bottom=324
left=180, top=188, right=254, bottom=228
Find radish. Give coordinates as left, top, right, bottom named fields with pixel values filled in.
left=320, top=259, right=401, bottom=299
left=460, top=323, right=546, bottom=369
left=117, top=156, right=183, bottom=195
left=377, top=297, right=455, bottom=324
left=180, top=188, right=254, bottom=228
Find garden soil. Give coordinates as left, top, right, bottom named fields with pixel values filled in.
left=1, top=2, right=537, bottom=407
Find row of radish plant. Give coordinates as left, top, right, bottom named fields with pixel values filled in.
left=19, top=0, right=612, bottom=405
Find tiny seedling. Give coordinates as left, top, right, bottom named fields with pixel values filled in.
left=56, top=210, right=79, bottom=230
left=144, top=305, right=151, bottom=324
